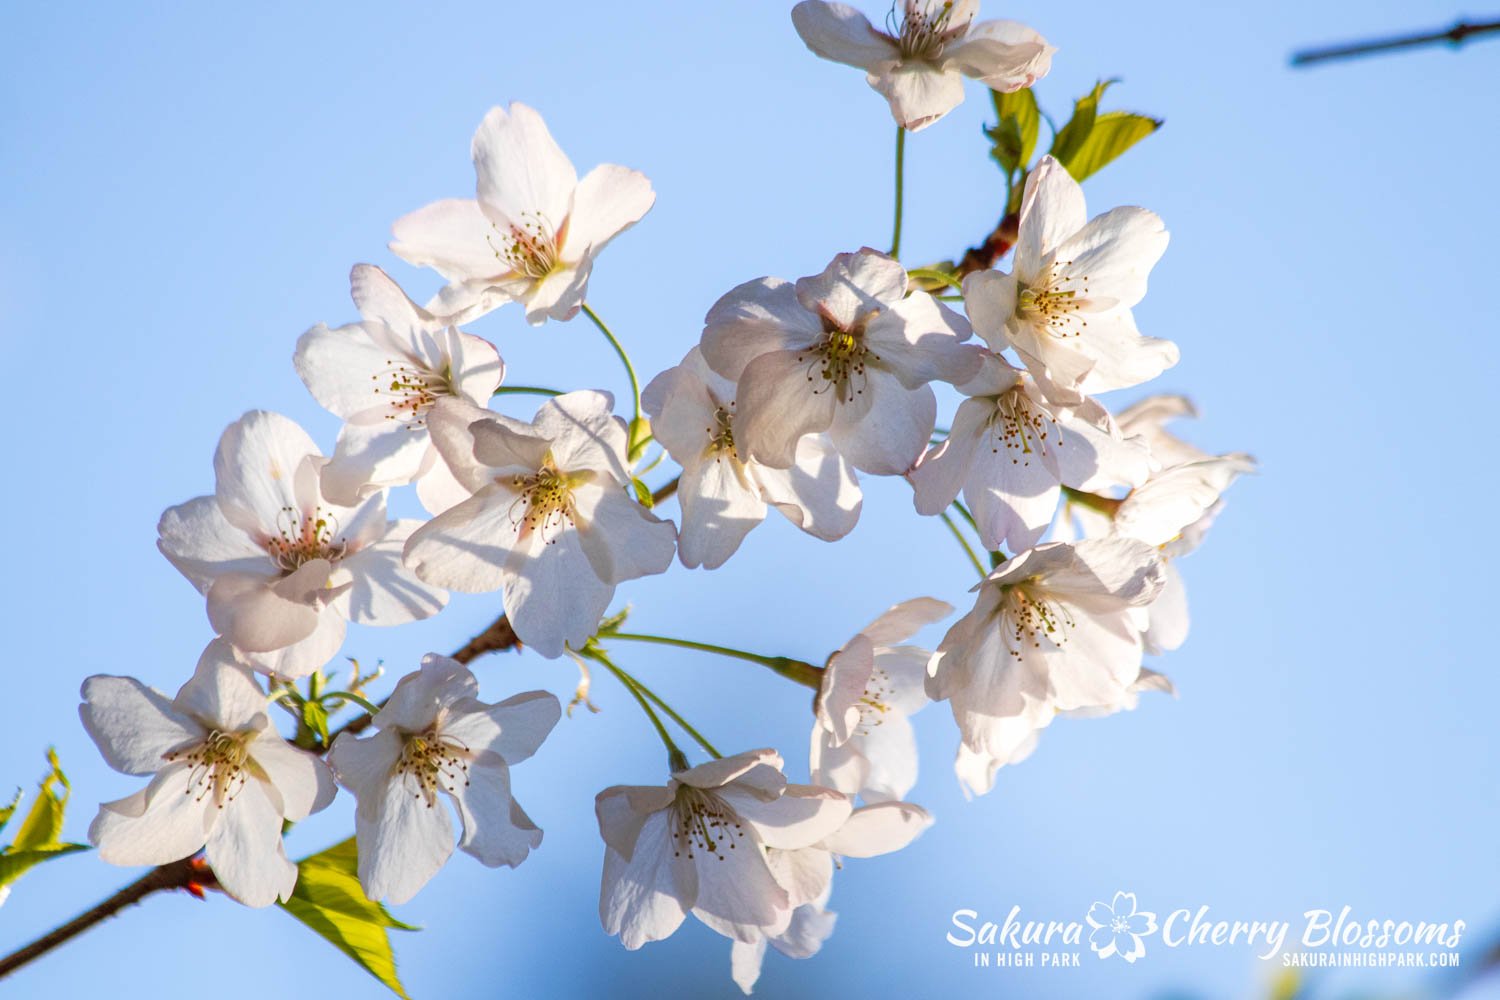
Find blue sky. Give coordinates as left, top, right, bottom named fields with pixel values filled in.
left=3, top=1, right=1499, bottom=998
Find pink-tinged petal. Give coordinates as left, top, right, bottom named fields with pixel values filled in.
left=816, top=634, right=874, bottom=746
left=204, top=777, right=298, bottom=907
left=328, top=728, right=402, bottom=804
left=1053, top=206, right=1169, bottom=310
left=520, top=256, right=592, bottom=326
left=793, top=249, right=908, bottom=326
left=757, top=435, right=862, bottom=541
left=238, top=610, right=346, bottom=681
left=595, top=784, right=674, bottom=860
left=90, top=767, right=210, bottom=866
left=735, top=350, right=840, bottom=469
left=471, top=103, right=577, bottom=230
left=414, top=446, right=476, bottom=517
left=390, top=198, right=504, bottom=282
left=293, top=322, right=406, bottom=423
left=173, top=641, right=272, bottom=731
left=808, top=730, right=869, bottom=801
left=80, top=676, right=200, bottom=776
left=822, top=801, right=933, bottom=857
left=865, top=299, right=980, bottom=390
left=791, top=1, right=896, bottom=71
left=156, top=496, right=270, bottom=594
left=249, top=729, right=335, bottom=821
left=870, top=63, right=966, bottom=132
left=377, top=654, right=479, bottom=732
left=843, top=710, right=919, bottom=802
left=675, top=453, right=766, bottom=570
left=206, top=571, right=322, bottom=654
left=946, top=19, right=1054, bottom=90
left=566, top=164, right=654, bottom=261
left=212, top=411, right=324, bottom=535
left=502, top=522, right=615, bottom=659
left=356, top=778, right=455, bottom=905
left=640, top=356, right=720, bottom=458
left=720, top=784, right=852, bottom=851
left=402, top=486, right=521, bottom=594
left=319, top=421, right=431, bottom=506
left=964, top=428, right=1060, bottom=552
left=442, top=689, right=561, bottom=766
left=701, top=278, right=823, bottom=382
left=766, top=845, right=833, bottom=908
left=828, top=373, right=935, bottom=476
left=860, top=597, right=953, bottom=646
left=601, top=814, right=694, bottom=949
left=334, top=519, right=448, bottom=626
left=960, top=269, right=1019, bottom=355
left=533, top=389, right=630, bottom=477
left=730, top=935, right=770, bottom=995
left=675, top=749, right=784, bottom=791
left=447, top=328, right=506, bottom=404
left=690, top=835, right=791, bottom=942
left=349, top=263, right=436, bottom=344
left=1015, top=156, right=1088, bottom=275
left=466, top=408, right=553, bottom=477
left=453, top=757, right=542, bottom=868
left=910, top=396, right=986, bottom=515
left=426, top=279, right=514, bottom=325
left=573, top=481, right=677, bottom=584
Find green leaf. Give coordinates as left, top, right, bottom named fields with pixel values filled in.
left=0, top=843, right=89, bottom=890
left=631, top=478, right=655, bottom=509
left=1057, top=111, right=1161, bottom=183
left=0, top=789, right=22, bottom=837
left=1049, top=79, right=1113, bottom=168
left=987, top=88, right=1040, bottom=175
left=12, top=748, right=70, bottom=851
left=279, top=839, right=417, bottom=999
left=301, top=699, right=330, bottom=747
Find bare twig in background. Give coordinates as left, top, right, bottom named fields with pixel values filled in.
left=1291, top=17, right=1500, bottom=67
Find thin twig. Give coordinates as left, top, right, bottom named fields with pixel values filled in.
left=1291, top=18, right=1500, bottom=67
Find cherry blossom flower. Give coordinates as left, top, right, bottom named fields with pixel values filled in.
left=327, top=655, right=560, bottom=904
left=641, top=347, right=861, bottom=568
left=730, top=801, right=933, bottom=993
left=80, top=641, right=335, bottom=907
left=927, top=537, right=1165, bottom=758
left=810, top=598, right=950, bottom=803
left=594, top=749, right=851, bottom=950
left=391, top=102, right=654, bottom=325
left=792, top=1, right=1053, bottom=131
left=1087, top=891, right=1158, bottom=963
left=963, top=156, right=1174, bottom=403
left=403, top=391, right=676, bottom=657
left=294, top=264, right=504, bottom=514
left=909, top=352, right=1152, bottom=551
left=157, top=411, right=447, bottom=678
left=700, top=249, right=980, bottom=476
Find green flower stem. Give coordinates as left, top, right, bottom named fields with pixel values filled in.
left=320, top=691, right=381, bottom=716
left=608, top=662, right=721, bottom=760
left=950, top=499, right=982, bottom=535
left=891, top=126, right=906, bottom=259
left=940, top=511, right=988, bottom=580
left=606, top=632, right=823, bottom=690
left=1061, top=485, right=1124, bottom=516
left=595, top=652, right=688, bottom=772
left=492, top=385, right=563, bottom=398
left=581, top=303, right=641, bottom=430
left=907, top=267, right=963, bottom=292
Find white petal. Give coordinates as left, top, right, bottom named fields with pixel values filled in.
left=791, top=1, right=896, bottom=71
left=452, top=757, right=542, bottom=868
left=690, top=833, right=791, bottom=942
left=335, top=519, right=448, bottom=625
left=377, top=654, right=478, bottom=732
left=502, top=523, right=615, bottom=659
left=860, top=597, right=952, bottom=646
left=676, top=454, right=767, bottom=570
left=471, top=103, right=577, bottom=231
left=441, top=689, right=561, bottom=766
left=821, top=801, right=933, bottom=857
left=80, top=676, right=200, bottom=775
left=390, top=198, right=503, bottom=283
left=401, top=486, right=520, bottom=594
left=766, top=846, right=833, bottom=908
left=1015, top=157, right=1087, bottom=274
left=720, top=785, right=852, bottom=851
left=156, top=496, right=272, bottom=592
left=734, top=350, right=840, bottom=470
left=249, top=729, right=335, bottom=822
left=206, top=570, right=323, bottom=654
left=204, top=777, right=298, bottom=907
left=731, top=935, right=769, bottom=995
left=756, top=434, right=862, bottom=541
left=828, top=373, right=935, bottom=476
left=90, top=767, right=210, bottom=866
left=600, top=814, right=693, bottom=950
left=792, top=249, right=908, bottom=328
left=356, top=768, right=456, bottom=905
left=946, top=19, right=1054, bottom=90
left=573, top=482, right=678, bottom=584
left=173, top=642, right=271, bottom=731
left=701, top=278, right=822, bottom=382
left=843, top=711, right=920, bottom=803
left=815, top=634, right=874, bottom=746
left=237, top=610, right=346, bottom=681
left=212, top=411, right=324, bottom=535
left=566, top=164, right=654, bottom=260
left=870, top=63, right=966, bottom=132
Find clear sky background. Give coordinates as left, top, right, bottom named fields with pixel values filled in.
left=3, top=2, right=1499, bottom=998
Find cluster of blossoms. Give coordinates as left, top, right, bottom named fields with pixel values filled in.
left=75, top=1, right=1248, bottom=993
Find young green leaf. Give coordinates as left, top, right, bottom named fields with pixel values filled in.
left=987, top=88, right=1041, bottom=174
left=0, top=789, right=21, bottom=837
left=631, top=478, right=655, bottom=509
left=0, top=843, right=90, bottom=891
left=12, top=748, right=71, bottom=851
left=1056, top=111, right=1161, bottom=182
left=279, top=839, right=417, bottom=1000
left=1049, top=79, right=1114, bottom=168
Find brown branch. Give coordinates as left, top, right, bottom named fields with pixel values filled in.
left=956, top=211, right=1020, bottom=277
left=1291, top=18, right=1500, bottom=67
left=0, top=857, right=213, bottom=981
left=650, top=475, right=679, bottom=506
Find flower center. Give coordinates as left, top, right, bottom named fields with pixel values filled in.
left=266, top=506, right=348, bottom=572
left=798, top=312, right=881, bottom=402
left=1017, top=261, right=1091, bottom=339
left=490, top=211, right=563, bottom=281
left=370, top=360, right=452, bottom=428
left=853, top=665, right=895, bottom=736
left=707, top=403, right=737, bottom=459
left=1110, top=916, right=1131, bottom=933
left=508, top=466, right=577, bottom=541
left=165, top=730, right=251, bottom=808
left=394, top=728, right=470, bottom=808
left=1000, top=583, right=1076, bottom=658
left=990, top=387, right=1057, bottom=465
left=669, top=785, right=745, bottom=861
left=889, top=0, right=970, bottom=60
